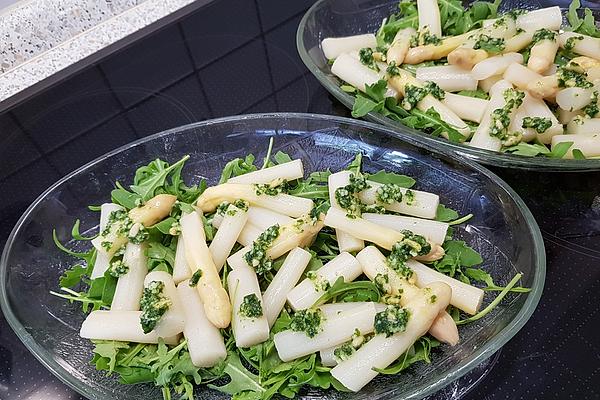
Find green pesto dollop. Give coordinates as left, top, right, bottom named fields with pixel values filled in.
left=359, top=47, right=379, bottom=72
left=333, top=343, right=355, bottom=362
left=334, top=172, right=370, bottom=218
left=386, top=230, right=431, bottom=278
left=289, top=308, right=324, bottom=338
left=189, top=269, right=202, bottom=287
left=239, top=293, right=263, bottom=319
left=216, top=199, right=249, bottom=216
left=473, top=35, right=505, bottom=53
left=583, top=91, right=600, bottom=118
left=558, top=67, right=593, bottom=89
left=564, top=35, right=584, bottom=51
left=140, top=281, right=171, bottom=333
left=490, top=88, right=525, bottom=145
left=108, top=259, right=129, bottom=278
left=376, top=183, right=403, bottom=204
left=532, top=28, right=557, bottom=44
left=254, top=180, right=289, bottom=196
left=374, top=305, right=410, bottom=337
left=244, top=224, right=280, bottom=275
left=522, top=116, right=552, bottom=134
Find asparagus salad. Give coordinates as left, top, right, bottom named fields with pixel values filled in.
left=324, top=0, right=600, bottom=159
left=52, top=142, right=529, bottom=399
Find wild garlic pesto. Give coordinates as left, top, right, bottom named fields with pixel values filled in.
left=583, top=91, right=599, bottom=118
left=108, top=259, right=129, bottom=278
left=244, top=224, right=280, bottom=275
left=473, top=35, right=505, bottom=53
left=140, top=281, right=171, bottom=333
left=522, top=117, right=552, bottom=134
left=254, top=180, right=289, bottom=196
left=374, top=273, right=392, bottom=293
left=376, top=183, right=403, bottom=205
left=410, top=29, right=442, bottom=47
left=558, top=67, right=593, bottom=88
left=306, top=270, right=331, bottom=291
left=189, top=270, right=202, bottom=287
left=289, top=308, right=324, bottom=338
left=564, top=35, right=584, bottom=51
left=334, top=172, right=370, bottom=218
left=128, top=223, right=149, bottom=244
left=531, top=28, right=557, bottom=44
left=404, top=189, right=415, bottom=205
left=239, top=293, right=263, bottom=319
left=333, top=343, right=355, bottom=362
left=216, top=199, right=249, bottom=216
left=374, top=305, right=410, bottom=337
left=387, top=230, right=431, bottom=278
left=359, top=47, right=379, bottom=72
left=490, top=88, right=525, bottom=144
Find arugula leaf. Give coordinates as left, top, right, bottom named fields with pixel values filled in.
left=92, top=340, right=130, bottom=373
left=147, top=242, right=176, bottom=273
left=376, top=0, right=419, bottom=46
left=367, top=170, right=415, bottom=187
left=435, top=204, right=459, bottom=222
left=403, top=108, right=466, bottom=143
left=503, top=142, right=550, bottom=157
left=549, top=142, right=573, bottom=159
left=351, top=95, right=384, bottom=118
left=220, top=154, right=258, bottom=183
left=71, top=219, right=96, bottom=240
left=567, top=0, right=600, bottom=37
left=456, top=89, right=489, bottom=100
left=208, top=352, right=265, bottom=396
left=131, top=155, right=190, bottom=201
left=149, top=217, right=178, bottom=235
left=464, top=267, right=495, bottom=287
left=59, top=264, right=88, bottom=288
left=374, top=336, right=440, bottom=374
left=442, top=0, right=500, bottom=36
left=572, top=149, right=586, bottom=159
left=314, top=277, right=380, bottom=306
left=111, top=185, right=141, bottom=209
left=443, top=240, right=483, bottom=267
left=273, top=151, right=293, bottom=164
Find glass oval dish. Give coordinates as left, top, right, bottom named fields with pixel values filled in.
left=0, top=113, right=544, bottom=400
left=297, top=0, right=600, bottom=171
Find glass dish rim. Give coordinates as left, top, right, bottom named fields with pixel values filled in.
left=0, top=112, right=546, bottom=400
left=296, top=0, right=600, bottom=171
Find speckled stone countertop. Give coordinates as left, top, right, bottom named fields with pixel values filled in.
left=0, top=0, right=201, bottom=104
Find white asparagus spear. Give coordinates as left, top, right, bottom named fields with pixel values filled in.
left=556, top=87, right=595, bottom=111
left=111, top=243, right=147, bottom=311
left=213, top=206, right=292, bottom=231
left=558, top=108, right=583, bottom=125
left=287, top=252, right=362, bottom=310
left=405, top=31, right=477, bottom=64
left=176, top=280, right=227, bottom=367
left=92, top=194, right=177, bottom=258
left=357, top=246, right=459, bottom=346
left=388, top=71, right=471, bottom=139
left=228, top=263, right=270, bottom=348
left=407, top=259, right=484, bottom=315
left=319, top=302, right=386, bottom=319
left=197, top=183, right=313, bottom=218
left=358, top=180, right=439, bottom=219
left=331, top=282, right=452, bottom=392
left=142, top=271, right=186, bottom=337
left=274, top=303, right=379, bottom=362
left=516, top=7, right=562, bottom=31
left=208, top=204, right=248, bottom=270
left=180, top=211, right=231, bottom=328
left=504, top=29, right=535, bottom=53
left=331, top=53, right=398, bottom=98
left=227, top=159, right=304, bottom=184
left=441, top=93, right=489, bottom=123
left=173, top=237, right=192, bottom=284
left=362, top=213, right=449, bottom=245
left=559, top=32, right=600, bottom=60
left=551, top=133, right=600, bottom=158
left=91, top=203, right=124, bottom=278
left=328, top=171, right=364, bottom=252
left=503, top=62, right=543, bottom=90
left=567, top=116, right=600, bottom=135
left=417, top=0, right=441, bottom=37
left=528, top=34, right=559, bottom=74
left=319, top=346, right=338, bottom=367
left=80, top=310, right=179, bottom=344
left=227, top=214, right=324, bottom=270
left=469, top=80, right=514, bottom=151
left=236, top=223, right=263, bottom=247
left=322, top=34, right=377, bottom=60
left=416, top=65, right=477, bottom=92
left=478, top=74, right=502, bottom=92
left=519, top=94, right=563, bottom=144
left=387, top=27, right=416, bottom=65
left=471, top=53, right=523, bottom=81
left=262, top=247, right=312, bottom=327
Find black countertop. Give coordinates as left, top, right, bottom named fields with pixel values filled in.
left=0, top=0, right=599, bottom=399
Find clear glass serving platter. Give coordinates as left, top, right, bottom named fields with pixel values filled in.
left=297, top=0, right=600, bottom=170
left=0, top=113, right=545, bottom=399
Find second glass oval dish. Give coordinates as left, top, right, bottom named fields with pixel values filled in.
left=297, top=0, right=600, bottom=170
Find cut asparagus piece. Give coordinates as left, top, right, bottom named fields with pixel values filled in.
left=322, top=34, right=377, bottom=60
left=111, top=243, right=147, bottom=311
left=227, top=159, right=304, bottom=184
left=176, top=280, right=227, bottom=367
left=142, top=271, right=186, bottom=337
left=362, top=213, right=449, bottom=245
left=208, top=203, right=248, bottom=270
left=91, top=203, right=124, bottom=279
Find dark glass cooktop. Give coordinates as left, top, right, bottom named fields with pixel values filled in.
left=0, top=0, right=599, bottom=399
